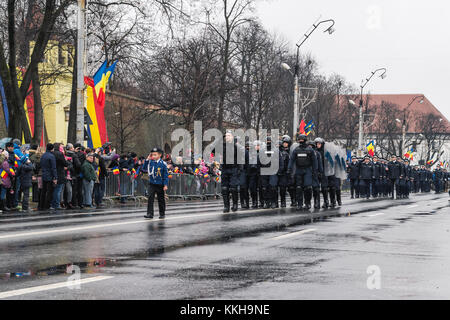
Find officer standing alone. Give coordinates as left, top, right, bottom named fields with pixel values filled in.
left=143, top=147, right=168, bottom=219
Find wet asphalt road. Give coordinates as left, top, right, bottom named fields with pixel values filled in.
left=0, top=192, right=449, bottom=300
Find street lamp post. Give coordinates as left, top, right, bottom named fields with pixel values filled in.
left=76, top=0, right=87, bottom=144
left=281, top=19, right=335, bottom=138
left=396, top=95, right=424, bottom=156
left=358, top=68, right=387, bottom=156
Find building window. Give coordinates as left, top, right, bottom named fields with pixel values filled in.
left=64, top=106, right=70, bottom=122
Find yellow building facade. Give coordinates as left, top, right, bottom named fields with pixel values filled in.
left=31, top=40, right=73, bottom=144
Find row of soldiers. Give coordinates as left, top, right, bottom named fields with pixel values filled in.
left=218, top=131, right=342, bottom=212
left=347, top=155, right=450, bottom=199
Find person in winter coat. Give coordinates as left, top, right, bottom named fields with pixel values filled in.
left=81, top=153, right=97, bottom=208
left=0, top=150, right=13, bottom=212
left=51, top=143, right=68, bottom=210
left=40, top=144, right=57, bottom=211
left=19, top=158, right=34, bottom=212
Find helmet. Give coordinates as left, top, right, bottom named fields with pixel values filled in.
left=297, top=134, right=307, bottom=142
left=314, top=137, right=325, bottom=144
left=281, top=135, right=292, bottom=144
left=253, top=140, right=262, bottom=147
left=307, top=141, right=315, bottom=147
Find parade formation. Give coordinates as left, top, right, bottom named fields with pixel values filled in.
left=216, top=131, right=450, bottom=214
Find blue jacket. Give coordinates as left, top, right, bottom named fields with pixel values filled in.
left=143, top=159, right=168, bottom=186
left=40, top=151, right=57, bottom=182
left=14, top=144, right=28, bottom=167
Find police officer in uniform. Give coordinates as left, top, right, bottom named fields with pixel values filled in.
left=278, top=136, right=292, bottom=208
left=239, top=141, right=251, bottom=209
left=347, top=156, right=360, bottom=198
left=260, top=137, right=279, bottom=209
left=387, top=155, right=402, bottom=199
left=372, top=155, right=382, bottom=198
left=315, top=137, right=335, bottom=208
left=359, top=156, right=373, bottom=199
left=248, top=141, right=262, bottom=209
left=307, top=141, right=322, bottom=209
left=219, top=131, right=243, bottom=213
left=288, top=134, right=318, bottom=210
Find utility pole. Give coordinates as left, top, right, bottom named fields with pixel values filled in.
left=293, top=63, right=299, bottom=139
left=76, top=0, right=87, bottom=144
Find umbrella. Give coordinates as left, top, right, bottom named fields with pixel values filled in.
left=0, top=137, right=12, bottom=149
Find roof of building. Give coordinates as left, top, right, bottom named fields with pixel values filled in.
left=339, top=94, right=450, bottom=134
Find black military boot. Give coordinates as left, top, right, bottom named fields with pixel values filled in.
left=251, top=192, right=258, bottom=209
left=223, top=189, right=230, bottom=213
left=280, top=187, right=287, bottom=208
left=329, top=188, right=337, bottom=208
left=240, top=189, right=249, bottom=209
left=289, top=188, right=296, bottom=207
left=322, top=189, right=329, bottom=208
left=296, top=187, right=304, bottom=210
left=271, top=189, right=278, bottom=209
left=231, top=189, right=239, bottom=212
left=304, top=188, right=312, bottom=210
left=313, top=189, right=320, bottom=209
left=336, top=189, right=342, bottom=206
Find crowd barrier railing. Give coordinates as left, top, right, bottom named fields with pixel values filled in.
left=103, top=171, right=222, bottom=205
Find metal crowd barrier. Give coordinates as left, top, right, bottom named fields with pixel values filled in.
left=103, top=171, right=221, bottom=206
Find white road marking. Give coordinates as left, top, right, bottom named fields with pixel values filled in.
left=408, top=204, right=419, bottom=209
left=271, top=228, right=317, bottom=240
left=0, top=209, right=269, bottom=240
left=0, top=276, right=113, bottom=299
left=367, top=213, right=385, bottom=217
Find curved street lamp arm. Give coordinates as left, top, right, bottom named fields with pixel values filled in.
left=296, top=19, right=335, bottom=48
left=361, top=68, right=387, bottom=90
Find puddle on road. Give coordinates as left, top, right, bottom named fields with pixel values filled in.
left=0, top=258, right=121, bottom=281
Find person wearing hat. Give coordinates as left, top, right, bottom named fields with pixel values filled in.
left=248, top=140, right=262, bottom=209
left=259, top=136, right=280, bottom=209
left=279, top=136, right=294, bottom=208
left=142, top=147, right=168, bottom=219
left=387, top=155, right=402, bottom=199
left=347, top=156, right=360, bottom=199
left=359, top=155, right=374, bottom=200
left=287, top=134, right=317, bottom=210
left=306, top=141, right=323, bottom=209
left=371, top=155, right=382, bottom=198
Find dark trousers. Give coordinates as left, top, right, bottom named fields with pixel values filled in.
left=72, top=177, right=83, bottom=207
left=21, top=185, right=30, bottom=210
left=147, top=184, right=165, bottom=217
left=40, top=181, right=54, bottom=210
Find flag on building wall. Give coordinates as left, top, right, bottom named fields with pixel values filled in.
left=85, top=60, right=117, bottom=149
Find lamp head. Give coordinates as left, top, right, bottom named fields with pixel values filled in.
left=281, top=63, right=291, bottom=71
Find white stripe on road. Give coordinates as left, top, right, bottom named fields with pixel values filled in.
left=271, top=228, right=317, bottom=240
left=367, top=213, right=385, bottom=217
left=408, top=204, right=419, bottom=209
left=0, top=276, right=113, bottom=299
left=0, top=209, right=269, bottom=240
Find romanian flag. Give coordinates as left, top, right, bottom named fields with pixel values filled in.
left=168, top=174, right=173, bottom=179
left=204, top=173, right=209, bottom=179
left=9, top=168, right=15, bottom=176
left=366, top=141, right=375, bottom=157
left=304, top=120, right=315, bottom=136
left=299, top=120, right=306, bottom=135
left=174, top=167, right=180, bottom=174
left=85, top=60, right=117, bottom=149
left=427, top=160, right=433, bottom=165
left=215, top=176, right=220, bottom=182
left=194, top=168, right=200, bottom=175
left=404, top=147, right=414, bottom=159
left=96, top=167, right=100, bottom=176
left=126, top=170, right=131, bottom=176
left=0, top=170, right=7, bottom=179
left=14, top=160, right=18, bottom=168
left=112, top=167, right=120, bottom=175
left=131, top=168, right=136, bottom=174
left=133, top=167, right=140, bottom=179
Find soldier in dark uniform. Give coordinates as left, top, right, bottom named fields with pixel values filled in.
left=259, top=137, right=279, bottom=209
left=347, top=156, right=360, bottom=198
left=404, top=159, right=412, bottom=198
left=248, top=141, right=262, bottom=209
left=359, top=156, right=373, bottom=199
left=387, top=155, right=402, bottom=199
left=288, top=134, right=318, bottom=210
left=419, top=165, right=427, bottom=193
left=239, top=141, right=251, bottom=209
left=315, top=138, right=336, bottom=208
left=412, top=165, right=420, bottom=193
left=371, top=155, right=382, bottom=198
left=426, top=166, right=433, bottom=192
left=434, top=165, right=443, bottom=193
left=307, top=141, right=322, bottom=209
left=219, top=131, right=243, bottom=213
left=278, top=136, right=292, bottom=208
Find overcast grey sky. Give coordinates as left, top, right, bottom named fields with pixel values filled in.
left=256, top=0, right=450, bottom=120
